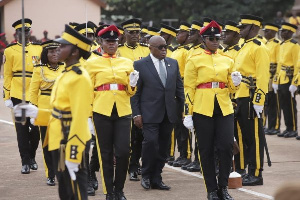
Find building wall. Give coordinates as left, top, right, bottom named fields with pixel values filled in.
left=4, top=0, right=101, bottom=42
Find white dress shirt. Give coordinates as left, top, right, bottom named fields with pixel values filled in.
left=150, top=53, right=167, bottom=77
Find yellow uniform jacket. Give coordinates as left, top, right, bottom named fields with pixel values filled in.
left=166, top=45, right=174, bottom=57
left=3, top=42, right=42, bottom=101
left=79, top=51, right=102, bottom=67
left=35, top=64, right=93, bottom=163
left=222, top=44, right=241, bottom=61
left=85, top=53, right=136, bottom=117
left=234, top=37, right=270, bottom=106
left=273, top=39, right=299, bottom=85
left=117, top=43, right=150, bottom=61
left=184, top=50, right=237, bottom=117
left=187, top=44, right=205, bottom=60
left=29, top=64, right=64, bottom=108
left=171, top=45, right=190, bottom=78
left=265, top=38, right=280, bottom=87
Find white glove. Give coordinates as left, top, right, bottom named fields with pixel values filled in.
left=13, top=104, right=38, bottom=118
left=289, top=84, right=298, bottom=97
left=253, top=104, right=263, bottom=118
left=129, top=70, right=139, bottom=87
left=30, top=118, right=35, bottom=125
left=88, top=118, right=95, bottom=136
left=231, top=71, right=242, bottom=86
left=4, top=99, right=13, bottom=109
left=183, top=115, right=194, bottom=130
left=65, top=160, right=79, bottom=181
left=272, top=83, right=278, bottom=94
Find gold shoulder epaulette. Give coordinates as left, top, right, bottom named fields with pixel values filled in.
left=253, top=39, right=261, bottom=46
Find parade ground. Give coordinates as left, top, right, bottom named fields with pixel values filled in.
left=1, top=78, right=300, bottom=200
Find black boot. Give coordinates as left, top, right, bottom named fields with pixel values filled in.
left=217, top=187, right=234, bottom=200
left=106, top=193, right=115, bottom=200
left=87, top=180, right=95, bottom=196
left=115, top=191, right=127, bottom=200
left=30, top=158, right=38, bottom=170
left=242, top=174, right=263, bottom=186
left=187, top=161, right=201, bottom=172
left=207, top=190, right=220, bottom=200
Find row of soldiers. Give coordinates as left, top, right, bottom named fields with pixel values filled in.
left=2, top=14, right=300, bottom=200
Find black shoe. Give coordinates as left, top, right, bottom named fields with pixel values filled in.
left=129, top=172, right=140, bottom=181
left=166, top=156, right=175, bottom=163
left=47, top=177, right=55, bottom=186
left=115, top=191, right=127, bottom=200
left=296, top=136, right=300, bottom=140
left=187, top=161, right=201, bottom=172
left=217, top=187, right=234, bottom=200
left=235, top=169, right=246, bottom=178
left=207, top=190, right=220, bottom=200
left=106, top=193, right=115, bottom=200
left=21, top=165, right=30, bottom=174
left=151, top=181, right=171, bottom=190
left=264, top=128, right=271, bottom=135
left=268, top=128, right=280, bottom=135
left=87, top=181, right=95, bottom=196
left=242, top=174, right=263, bottom=186
left=278, top=130, right=288, bottom=137
left=168, top=156, right=182, bottom=166
left=90, top=171, right=98, bottom=190
left=173, top=158, right=191, bottom=167
left=30, top=159, right=38, bottom=170
left=141, top=178, right=151, bottom=189
left=181, top=161, right=194, bottom=170
left=284, top=131, right=298, bottom=138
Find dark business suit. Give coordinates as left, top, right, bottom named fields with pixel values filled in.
left=131, top=55, right=184, bottom=184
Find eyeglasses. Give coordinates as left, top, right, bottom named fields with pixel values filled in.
left=206, top=36, right=221, bottom=41
left=151, top=44, right=168, bottom=50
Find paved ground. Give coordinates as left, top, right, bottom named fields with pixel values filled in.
left=1, top=78, right=300, bottom=200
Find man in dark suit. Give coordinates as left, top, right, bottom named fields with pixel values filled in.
left=131, top=36, right=184, bottom=190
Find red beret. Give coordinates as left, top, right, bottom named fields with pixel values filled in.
left=98, top=25, right=120, bottom=40
left=200, top=20, right=221, bottom=36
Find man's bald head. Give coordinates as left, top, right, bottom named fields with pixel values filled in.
left=149, top=36, right=167, bottom=60
left=149, top=36, right=166, bottom=46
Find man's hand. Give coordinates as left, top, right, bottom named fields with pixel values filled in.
left=88, top=118, right=95, bottom=135
left=129, top=70, right=139, bottom=87
left=231, top=71, right=242, bottom=86
left=289, top=84, right=297, bottom=97
left=183, top=115, right=194, bottom=130
left=13, top=103, right=38, bottom=118
left=272, top=83, right=278, bottom=94
left=253, top=104, right=263, bottom=118
left=133, top=115, right=143, bottom=129
left=65, top=160, right=79, bottom=181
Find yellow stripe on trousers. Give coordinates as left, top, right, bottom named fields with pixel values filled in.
left=170, top=129, right=175, bottom=156
left=254, top=118, right=260, bottom=177
left=187, top=130, right=191, bottom=159
left=94, top=120, right=107, bottom=194
left=275, top=93, right=280, bottom=130
left=77, top=183, right=82, bottom=200
left=291, top=95, right=296, bottom=131
left=237, top=122, right=244, bottom=169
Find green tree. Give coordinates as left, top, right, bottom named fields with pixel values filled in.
left=102, top=0, right=295, bottom=26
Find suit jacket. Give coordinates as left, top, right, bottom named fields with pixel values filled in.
left=131, top=55, right=184, bottom=124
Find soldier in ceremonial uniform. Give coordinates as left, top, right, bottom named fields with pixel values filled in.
left=222, top=21, right=241, bottom=60
left=160, top=23, right=177, bottom=57
left=170, top=21, right=192, bottom=168
left=3, top=18, right=42, bottom=174
left=29, top=40, right=64, bottom=186
left=273, top=22, right=299, bottom=138
left=85, top=25, right=139, bottom=200
left=263, top=23, right=281, bottom=135
left=14, top=24, right=93, bottom=200
left=117, top=18, right=149, bottom=182
left=234, top=14, right=270, bottom=186
left=184, top=20, right=241, bottom=200
left=117, top=18, right=150, bottom=61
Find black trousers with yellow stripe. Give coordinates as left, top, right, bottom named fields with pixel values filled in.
left=235, top=97, right=264, bottom=177
left=278, top=83, right=297, bottom=131
left=52, top=148, right=88, bottom=200
left=193, top=100, right=233, bottom=193
left=40, top=126, right=55, bottom=179
left=93, top=106, right=131, bottom=194
left=265, top=91, right=281, bottom=130
left=11, top=97, right=40, bottom=165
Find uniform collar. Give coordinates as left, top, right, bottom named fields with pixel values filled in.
left=48, top=64, right=60, bottom=71
left=125, top=43, right=138, bottom=49
left=204, top=49, right=217, bottom=55
left=266, top=37, right=275, bottom=44
left=63, top=62, right=80, bottom=73
left=17, top=41, right=31, bottom=46
left=102, top=53, right=116, bottom=58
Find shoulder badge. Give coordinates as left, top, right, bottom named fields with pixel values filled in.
left=253, top=39, right=261, bottom=46
left=273, top=39, right=279, bottom=43
left=5, top=43, right=17, bottom=49
left=234, top=45, right=241, bottom=51
left=168, top=46, right=174, bottom=51
left=291, top=39, right=298, bottom=44
left=71, top=66, right=82, bottom=75
left=184, top=45, right=191, bottom=50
